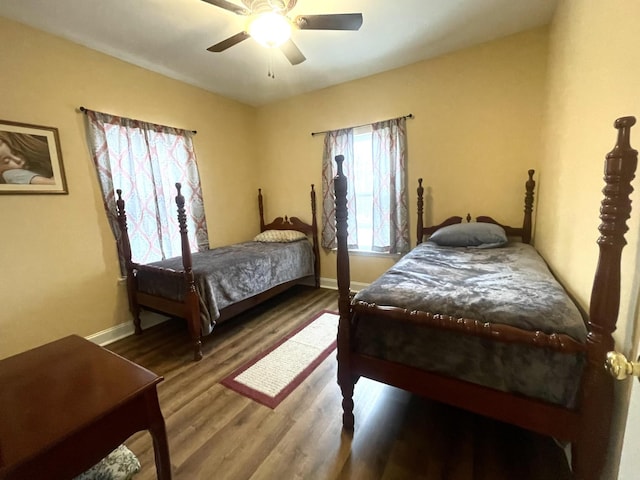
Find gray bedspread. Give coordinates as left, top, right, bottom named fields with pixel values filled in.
left=352, top=242, right=587, bottom=408
left=136, top=240, right=315, bottom=336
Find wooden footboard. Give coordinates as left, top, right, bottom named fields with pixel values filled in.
left=116, top=185, right=203, bottom=360
left=334, top=116, right=638, bottom=480
left=116, top=184, right=320, bottom=361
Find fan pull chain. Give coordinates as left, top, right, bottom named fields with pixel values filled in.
left=267, top=50, right=275, bottom=79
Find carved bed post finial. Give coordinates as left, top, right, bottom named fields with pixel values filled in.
left=175, top=183, right=186, bottom=237
left=116, top=189, right=142, bottom=335
left=335, top=156, right=349, bottom=301
left=311, top=184, right=317, bottom=222
left=175, top=182, right=203, bottom=361
left=417, top=178, right=424, bottom=245
left=115, top=189, right=132, bottom=271
left=574, top=116, right=637, bottom=479
left=258, top=188, right=265, bottom=232
left=523, top=169, right=535, bottom=244
left=590, top=116, right=636, bottom=330
left=310, top=184, right=320, bottom=287
left=334, top=154, right=355, bottom=430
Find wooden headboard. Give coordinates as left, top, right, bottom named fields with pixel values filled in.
left=258, top=185, right=318, bottom=235
left=257, top=184, right=320, bottom=287
left=416, top=169, right=536, bottom=245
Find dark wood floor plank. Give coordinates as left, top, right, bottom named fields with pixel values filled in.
left=250, top=359, right=348, bottom=479
left=174, top=401, right=294, bottom=479
left=107, top=286, right=572, bottom=480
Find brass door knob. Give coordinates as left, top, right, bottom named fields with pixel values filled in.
left=606, top=351, right=640, bottom=380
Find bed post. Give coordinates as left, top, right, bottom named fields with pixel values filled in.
left=523, top=169, right=535, bottom=244
left=310, top=184, right=320, bottom=288
left=334, top=155, right=356, bottom=430
left=175, top=183, right=203, bottom=361
left=258, top=188, right=265, bottom=232
left=573, top=116, right=637, bottom=479
left=417, top=178, right=425, bottom=245
left=115, top=189, right=142, bottom=335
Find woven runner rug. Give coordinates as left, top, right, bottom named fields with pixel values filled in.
left=220, top=310, right=339, bottom=408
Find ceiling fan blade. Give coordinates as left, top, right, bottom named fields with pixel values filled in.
left=295, top=13, right=363, bottom=31
left=200, top=0, right=250, bottom=15
left=207, top=31, right=250, bottom=52
left=280, top=39, right=306, bottom=65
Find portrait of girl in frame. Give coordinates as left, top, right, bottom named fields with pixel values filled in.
left=0, top=120, right=68, bottom=194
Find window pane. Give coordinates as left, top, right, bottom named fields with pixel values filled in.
left=353, top=128, right=373, bottom=250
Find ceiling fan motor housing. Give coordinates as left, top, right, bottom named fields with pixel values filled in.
left=241, top=0, right=297, bottom=15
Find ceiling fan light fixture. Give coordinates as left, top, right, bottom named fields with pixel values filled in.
left=247, top=12, right=291, bottom=48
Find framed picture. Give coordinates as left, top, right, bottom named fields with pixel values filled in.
left=0, top=120, right=68, bottom=194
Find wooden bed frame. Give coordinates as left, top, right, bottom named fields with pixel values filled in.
left=116, top=184, right=320, bottom=361
left=334, top=116, right=637, bottom=480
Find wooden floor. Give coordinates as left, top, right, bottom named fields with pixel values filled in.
left=108, top=286, right=572, bottom=480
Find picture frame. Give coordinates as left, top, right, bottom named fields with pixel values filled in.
left=0, top=120, right=68, bottom=194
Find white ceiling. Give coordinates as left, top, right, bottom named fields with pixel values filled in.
left=0, top=0, right=558, bottom=106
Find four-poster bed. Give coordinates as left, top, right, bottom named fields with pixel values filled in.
left=116, top=184, right=320, bottom=361
left=333, top=116, right=637, bottom=479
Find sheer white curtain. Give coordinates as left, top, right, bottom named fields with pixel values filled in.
left=372, top=117, right=409, bottom=253
left=85, top=110, right=209, bottom=269
left=321, top=128, right=357, bottom=249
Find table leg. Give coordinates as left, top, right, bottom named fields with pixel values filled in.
left=145, top=389, right=172, bottom=480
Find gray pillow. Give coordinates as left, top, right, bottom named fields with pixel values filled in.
left=428, top=222, right=508, bottom=248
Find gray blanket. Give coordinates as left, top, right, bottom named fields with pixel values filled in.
left=136, top=240, right=315, bottom=335
left=352, top=242, right=587, bottom=407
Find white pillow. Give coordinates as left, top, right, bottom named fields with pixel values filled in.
left=253, top=229, right=307, bottom=243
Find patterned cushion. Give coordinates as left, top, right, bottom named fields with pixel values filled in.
left=73, top=445, right=141, bottom=480
left=254, top=229, right=307, bottom=243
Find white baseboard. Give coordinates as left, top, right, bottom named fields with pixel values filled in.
left=85, top=311, right=170, bottom=347
left=86, top=278, right=370, bottom=346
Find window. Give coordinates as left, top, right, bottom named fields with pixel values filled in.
left=353, top=125, right=375, bottom=251
left=321, top=117, right=409, bottom=254
left=85, top=109, right=208, bottom=272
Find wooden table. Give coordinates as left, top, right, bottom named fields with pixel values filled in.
left=0, top=335, right=171, bottom=479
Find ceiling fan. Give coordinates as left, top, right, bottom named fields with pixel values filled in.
left=201, top=0, right=363, bottom=65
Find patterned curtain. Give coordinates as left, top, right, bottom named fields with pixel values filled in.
left=321, top=129, right=357, bottom=249
left=372, top=117, right=409, bottom=254
left=85, top=110, right=209, bottom=269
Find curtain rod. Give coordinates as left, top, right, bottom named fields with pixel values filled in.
left=78, top=106, right=197, bottom=134
left=310, top=113, right=414, bottom=137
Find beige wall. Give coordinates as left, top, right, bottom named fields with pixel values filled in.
left=3, top=3, right=639, bottom=473
left=0, top=17, right=258, bottom=359
left=0, top=21, right=550, bottom=359
left=537, top=1, right=640, bottom=477
left=255, top=28, right=549, bottom=284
